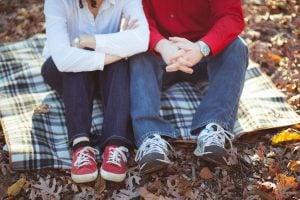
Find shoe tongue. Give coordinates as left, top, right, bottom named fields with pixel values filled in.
left=207, top=124, right=218, bottom=131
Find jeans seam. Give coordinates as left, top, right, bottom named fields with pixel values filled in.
left=136, top=130, right=177, bottom=147
left=225, top=41, right=248, bottom=131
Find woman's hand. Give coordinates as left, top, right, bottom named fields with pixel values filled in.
left=121, top=16, right=138, bottom=31
left=72, top=35, right=96, bottom=50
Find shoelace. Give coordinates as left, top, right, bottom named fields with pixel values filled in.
left=107, top=146, right=128, bottom=167
left=74, top=147, right=99, bottom=168
left=201, top=123, right=235, bottom=150
left=135, top=134, right=173, bottom=163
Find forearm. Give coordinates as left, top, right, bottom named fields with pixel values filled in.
left=104, top=54, right=123, bottom=65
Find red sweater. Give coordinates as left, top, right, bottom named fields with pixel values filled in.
left=143, top=0, right=245, bottom=56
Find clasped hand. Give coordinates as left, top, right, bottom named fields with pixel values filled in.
left=156, top=37, right=204, bottom=74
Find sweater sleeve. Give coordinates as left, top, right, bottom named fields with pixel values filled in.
left=200, top=0, right=245, bottom=55
left=142, top=0, right=166, bottom=51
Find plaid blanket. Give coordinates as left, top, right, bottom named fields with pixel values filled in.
left=1, top=35, right=300, bottom=170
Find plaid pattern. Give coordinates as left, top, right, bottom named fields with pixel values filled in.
left=1, top=35, right=300, bottom=170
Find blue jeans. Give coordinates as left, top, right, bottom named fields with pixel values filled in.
left=41, top=58, right=133, bottom=148
left=129, top=38, right=248, bottom=147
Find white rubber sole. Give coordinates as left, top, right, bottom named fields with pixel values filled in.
left=71, top=170, right=98, bottom=183
left=100, top=167, right=126, bottom=182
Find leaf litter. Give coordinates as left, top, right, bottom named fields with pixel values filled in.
left=1, top=0, right=300, bottom=199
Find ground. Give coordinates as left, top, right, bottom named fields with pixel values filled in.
left=0, top=0, right=299, bottom=199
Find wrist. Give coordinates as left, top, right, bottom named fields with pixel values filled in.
left=154, top=39, right=169, bottom=54
left=80, top=35, right=96, bottom=49
left=196, top=41, right=210, bottom=57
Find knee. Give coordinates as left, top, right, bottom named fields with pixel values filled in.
left=41, top=57, right=55, bottom=82
left=129, top=52, right=158, bottom=73
left=228, top=37, right=248, bottom=61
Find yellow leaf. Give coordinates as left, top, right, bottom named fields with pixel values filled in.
left=7, top=178, right=26, bottom=197
left=287, top=160, right=300, bottom=173
left=271, top=129, right=300, bottom=145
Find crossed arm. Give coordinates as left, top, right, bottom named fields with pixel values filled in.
left=44, top=0, right=149, bottom=72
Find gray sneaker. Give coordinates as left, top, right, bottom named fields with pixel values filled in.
left=135, top=134, right=172, bottom=175
left=194, top=123, right=234, bottom=166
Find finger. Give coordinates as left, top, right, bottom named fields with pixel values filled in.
left=177, top=57, right=193, bottom=67
left=169, top=37, right=187, bottom=43
left=179, top=65, right=194, bottom=74
left=128, top=19, right=138, bottom=29
left=72, top=37, right=80, bottom=47
left=169, top=50, right=189, bottom=62
left=173, top=42, right=193, bottom=51
left=123, top=16, right=130, bottom=30
left=166, top=62, right=181, bottom=72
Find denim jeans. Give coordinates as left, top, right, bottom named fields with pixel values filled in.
left=41, top=57, right=133, bottom=148
left=129, top=37, right=249, bottom=147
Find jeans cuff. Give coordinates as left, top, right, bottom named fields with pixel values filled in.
left=136, top=130, right=177, bottom=147
left=191, top=119, right=233, bottom=136
left=100, top=135, right=133, bottom=149
left=69, top=133, right=90, bottom=146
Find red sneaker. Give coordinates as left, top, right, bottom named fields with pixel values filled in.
left=100, top=145, right=128, bottom=182
left=71, top=146, right=99, bottom=183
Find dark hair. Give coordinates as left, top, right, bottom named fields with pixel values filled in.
left=79, top=0, right=97, bottom=8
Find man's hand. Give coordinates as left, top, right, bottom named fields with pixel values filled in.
left=155, top=39, right=194, bottom=74
left=166, top=37, right=204, bottom=73
left=72, top=35, right=96, bottom=49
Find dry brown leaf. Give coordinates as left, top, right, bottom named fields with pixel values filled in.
left=147, top=177, right=161, bottom=193
left=256, top=142, right=266, bottom=160
left=138, top=187, right=161, bottom=200
left=34, top=104, right=51, bottom=114
left=111, top=188, right=139, bottom=200
left=94, top=175, right=106, bottom=195
left=32, top=177, right=62, bottom=200
left=199, top=167, right=214, bottom=180
left=264, top=52, right=283, bottom=63
left=276, top=173, right=298, bottom=189
left=293, top=123, right=300, bottom=129
left=287, top=160, right=300, bottom=173
left=268, top=165, right=281, bottom=175
left=7, top=177, right=26, bottom=197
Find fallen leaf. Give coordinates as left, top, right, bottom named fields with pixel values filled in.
left=94, top=175, right=106, bottom=195
left=293, top=123, right=300, bottom=129
left=138, top=187, right=161, bottom=200
left=287, top=160, right=300, bottom=173
left=271, top=129, right=300, bottom=145
left=126, top=173, right=141, bottom=191
left=276, top=173, right=298, bottom=189
left=34, top=104, right=51, bottom=114
left=7, top=178, right=26, bottom=197
left=32, top=177, right=62, bottom=200
left=199, top=167, right=214, bottom=180
left=111, top=188, right=139, bottom=200
left=256, top=142, right=266, bottom=160
left=260, top=181, right=276, bottom=191
left=268, top=165, right=281, bottom=175
left=264, top=52, right=283, bottom=63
